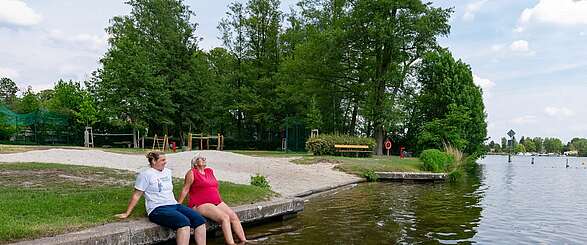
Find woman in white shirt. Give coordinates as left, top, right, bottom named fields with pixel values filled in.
left=115, top=151, right=207, bottom=245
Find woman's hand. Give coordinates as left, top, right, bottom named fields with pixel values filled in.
left=114, top=213, right=129, bottom=219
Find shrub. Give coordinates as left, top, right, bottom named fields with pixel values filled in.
left=420, top=149, right=454, bottom=172
left=305, top=134, right=376, bottom=156
left=250, top=174, right=271, bottom=189
left=362, top=169, right=379, bottom=182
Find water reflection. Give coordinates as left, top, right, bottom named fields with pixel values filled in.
left=230, top=174, right=483, bottom=244
left=202, top=155, right=587, bottom=244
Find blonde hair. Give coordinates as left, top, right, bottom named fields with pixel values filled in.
left=146, top=151, right=164, bottom=166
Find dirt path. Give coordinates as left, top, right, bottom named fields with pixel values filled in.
left=0, top=149, right=360, bottom=197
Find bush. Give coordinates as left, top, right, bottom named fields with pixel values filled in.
left=250, top=174, right=271, bottom=189
left=420, top=149, right=454, bottom=172
left=305, top=134, right=376, bottom=156
left=362, top=169, right=379, bottom=182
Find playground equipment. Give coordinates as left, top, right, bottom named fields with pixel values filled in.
left=152, top=134, right=169, bottom=151
left=187, top=133, right=224, bottom=151
left=84, top=127, right=136, bottom=148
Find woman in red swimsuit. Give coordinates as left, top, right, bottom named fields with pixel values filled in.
left=178, top=154, right=247, bottom=245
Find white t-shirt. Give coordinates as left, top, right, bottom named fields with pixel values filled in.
left=134, top=167, right=178, bottom=215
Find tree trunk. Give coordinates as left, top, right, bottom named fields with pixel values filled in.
left=349, top=99, right=358, bottom=136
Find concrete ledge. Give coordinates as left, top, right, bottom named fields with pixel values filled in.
left=10, top=198, right=303, bottom=245
left=375, top=172, right=447, bottom=181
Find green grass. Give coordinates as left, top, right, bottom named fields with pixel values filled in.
left=292, top=155, right=424, bottom=175
left=230, top=150, right=312, bottom=158
left=0, top=162, right=274, bottom=244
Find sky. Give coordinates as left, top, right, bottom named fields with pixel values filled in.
left=0, top=0, right=585, bottom=143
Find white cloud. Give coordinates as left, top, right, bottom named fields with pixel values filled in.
left=0, top=0, right=41, bottom=27
left=491, top=44, right=504, bottom=52
left=517, top=0, right=587, bottom=26
left=473, top=74, right=495, bottom=92
left=513, top=26, right=524, bottom=33
left=511, top=115, right=537, bottom=125
left=0, top=66, right=19, bottom=79
left=46, top=29, right=108, bottom=51
left=510, top=40, right=529, bottom=52
left=463, top=0, right=488, bottom=21
left=544, top=106, right=575, bottom=118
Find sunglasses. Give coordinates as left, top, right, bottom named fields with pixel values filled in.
left=197, top=157, right=206, bottom=161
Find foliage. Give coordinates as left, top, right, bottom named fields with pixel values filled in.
left=419, top=149, right=454, bottom=173
left=305, top=134, right=376, bottom=156
left=362, top=169, right=378, bottom=182
left=514, top=143, right=526, bottom=153
left=0, top=77, right=19, bottom=105
left=543, top=137, right=563, bottom=154
left=250, top=173, right=271, bottom=189
left=412, top=49, right=487, bottom=156
left=569, top=138, right=587, bottom=156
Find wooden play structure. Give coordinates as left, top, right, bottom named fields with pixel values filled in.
left=187, top=133, right=224, bottom=151
left=152, top=134, right=169, bottom=151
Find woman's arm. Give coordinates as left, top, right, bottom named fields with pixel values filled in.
left=115, top=189, right=144, bottom=219
left=178, top=169, right=194, bottom=204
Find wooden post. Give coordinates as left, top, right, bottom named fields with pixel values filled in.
left=187, top=133, right=192, bottom=151
left=152, top=134, right=157, bottom=151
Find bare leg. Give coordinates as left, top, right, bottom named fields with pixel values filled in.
left=217, top=202, right=247, bottom=243
left=193, top=224, right=206, bottom=245
left=176, top=226, right=190, bottom=245
left=196, top=203, right=235, bottom=244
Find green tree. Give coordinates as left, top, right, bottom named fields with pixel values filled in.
left=14, top=86, right=40, bottom=114
left=350, top=0, right=452, bottom=155
left=414, top=49, right=487, bottom=155
left=96, top=0, right=201, bottom=146
left=514, top=143, right=526, bottom=154
left=75, top=92, right=99, bottom=127
left=543, top=137, right=563, bottom=154
left=501, top=137, right=507, bottom=150
left=0, top=77, right=19, bottom=105
left=523, top=139, right=536, bottom=153
left=533, top=137, right=543, bottom=153
left=47, top=80, right=84, bottom=118
left=569, top=138, right=587, bottom=156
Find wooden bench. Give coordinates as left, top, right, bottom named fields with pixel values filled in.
left=334, top=144, right=371, bottom=157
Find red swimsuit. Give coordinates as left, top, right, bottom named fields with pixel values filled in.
left=188, top=168, right=223, bottom=208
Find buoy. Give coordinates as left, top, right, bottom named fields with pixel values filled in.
left=531, top=157, right=534, bottom=164
left=566, top=159, right=570, bottom=168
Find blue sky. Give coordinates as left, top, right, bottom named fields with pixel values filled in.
left=0, top=0, right=585, bottom=143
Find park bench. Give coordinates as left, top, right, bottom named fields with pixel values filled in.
left=334, top=144, right=371, bottom=157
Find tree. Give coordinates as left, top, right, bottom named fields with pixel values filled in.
left=96, top=0, right=201, bottom=146
left=14, top=86, right=40, bottom=114
left=47, top=80, right=84, bottom=118
left=543, top=137, right=563, bottom=154
left=350, top=0, right=452, bottom=155
left=75, top=92, right=98, bottom=127
left=514, top=143, right=526, bottom=154
left=501, top=137, right=507, bottom=150
left=533, top=137, right=543, bottom=153
left=523, top=139, right=536, bottom=153
left=569, top=138, right=587, bottom=156
left=0, top=77, right=19, bottom=105
left=414, top=49, right=487, bottom=155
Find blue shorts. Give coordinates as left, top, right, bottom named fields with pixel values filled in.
left=148, top=204, right=206, bottom=230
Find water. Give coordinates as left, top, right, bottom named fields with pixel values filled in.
left=210, top=155, right=587, bottom=244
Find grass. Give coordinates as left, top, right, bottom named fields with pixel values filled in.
left=230, top=150, right=312, bottom=158
left=0, top=162, right=274, bottom=244
left=292, top=155, right=424, bottom=175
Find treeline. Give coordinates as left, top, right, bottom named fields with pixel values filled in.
left=0, top=0, right=487, bottom=155
left=487, top=137, right=587, bottom=156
